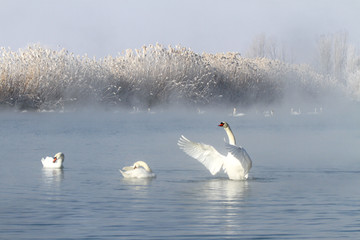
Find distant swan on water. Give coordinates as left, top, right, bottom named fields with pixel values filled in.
left=178, top=122, right=252, bottom=180
left=119, top=161, right=156, bottom=178
left=291, top=108, right=301, bottom=115
left=263, top=110, right=274, bottom=117
left=231, top=108, right=245, bottom=117
left=41, top=152, right=65, bottom=168
left=307, top=107, right=322, bottom=115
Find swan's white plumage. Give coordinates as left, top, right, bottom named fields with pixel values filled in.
left=225, top=143, right=252, bottom=172
left=178, top=122, right=252, bottom=180
left=178, top=136, right=224, bottom=175
left=225, top=143, right=252, bottom=179
left=41, top=152, right=64, bottom=169
left=231, top=108, right=245, bottom=117
left=119, top=161, right=156, bottom=179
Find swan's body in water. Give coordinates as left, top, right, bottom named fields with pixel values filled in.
left=41, top=152, right=65, bottom=168
left=119, top=161, right=156, bottom=178
left=291, top=108, right=301, bottom=115
left=231, top=108, right=245, bottom=117
left=178, top=122, right=252, bottom=180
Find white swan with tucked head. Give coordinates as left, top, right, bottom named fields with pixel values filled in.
left=178, top=122, right=252, bottom=180
left=119, top=161, right=156, bottom=178
left=41, top=152, right=65, bottom=169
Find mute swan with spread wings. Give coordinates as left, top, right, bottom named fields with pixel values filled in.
left=178, top=122, right=252, bottom=180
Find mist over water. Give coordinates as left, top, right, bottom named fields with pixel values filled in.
left=0, top=102, right=359, bottom=239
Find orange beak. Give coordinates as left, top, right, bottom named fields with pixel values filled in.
left=53, top=157, right=57, bottom=163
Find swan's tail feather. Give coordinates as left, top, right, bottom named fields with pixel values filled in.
left=119, top=169, right=127, bottom=177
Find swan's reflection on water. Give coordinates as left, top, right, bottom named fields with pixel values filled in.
left=41, top=168, right=64, bottom=187
left=184, top=178, right=251, bottom=235
left=120, top=177, right=155, bottom=191
left=200, top=178, right=250, bottom=202
left=119, top=177, right=156, bottom=212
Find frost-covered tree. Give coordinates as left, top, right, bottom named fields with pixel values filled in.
left=333, top=32, right=348, bottom=82
left=0, top=43, right=352, bottom=110
left=317, top=34, right=333, bottom=75
left=316, top=32, right=348, bottom=81
left=246, top=34, right=289, bottom=62
left=247, top=34, right=267, bottom=58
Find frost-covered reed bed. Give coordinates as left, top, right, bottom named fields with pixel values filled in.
left=0, top=44, right=352, bottom=110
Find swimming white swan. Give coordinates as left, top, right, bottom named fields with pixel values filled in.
left=178, top=122, right=252, bottom=180
left=290, top=108, right=301, bottom=115
left=41, top=152, right=65, bottom=169
left=231, top=108, right=245, bottom=117
left=119, top=161, right=156, bottom=178
left=263, top=110, right=274, bottom=117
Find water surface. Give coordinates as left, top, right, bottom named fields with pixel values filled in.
left=0, top=110, right=359, bottom=239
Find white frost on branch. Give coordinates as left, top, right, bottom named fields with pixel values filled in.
left=0, top=43, right=357, bottom=110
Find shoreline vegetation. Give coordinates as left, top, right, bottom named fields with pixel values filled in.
left=0, top=42, right=358, bottom=111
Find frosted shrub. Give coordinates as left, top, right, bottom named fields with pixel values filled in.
left=0, top=45, right=113, bottom=109
left=103, top=44, right=218, bottom=107
left=346, top=70, right=360, bottom=101
left=0, top=44, right=346, bottom=111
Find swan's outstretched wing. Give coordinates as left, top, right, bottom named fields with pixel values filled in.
left=178, top=135, right=224, bottom=175
left=225, top=143, right=252, bottom=173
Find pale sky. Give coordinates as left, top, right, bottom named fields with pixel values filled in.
left=1, top=0, right=360, bottom=63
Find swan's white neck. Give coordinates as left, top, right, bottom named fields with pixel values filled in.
left=224, top=126, right=236, bottom=145
left=135, top=161, right=152, bottom=172
left=142, top=165, right=152, bottom=173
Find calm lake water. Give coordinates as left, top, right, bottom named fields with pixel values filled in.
left=0, top=108, right=359, bottom=239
